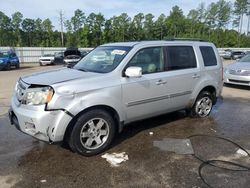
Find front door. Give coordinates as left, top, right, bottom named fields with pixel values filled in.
left=121, top=47, right=169, bottom=122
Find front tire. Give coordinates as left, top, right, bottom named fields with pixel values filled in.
left=6, top=62, right=11, bottom=70
left=68, top=109, right=116, bottom=156
left=188, top=91, right=213, bottom=118
left=16, top=62, right=20, bottom=69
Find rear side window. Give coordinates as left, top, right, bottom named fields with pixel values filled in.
left=200, top=46, right=217, bottom=66
left=166, top=46, right=197, bottom=71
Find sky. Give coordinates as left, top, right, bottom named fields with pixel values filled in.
left=0, top=0, right=247, bottom=32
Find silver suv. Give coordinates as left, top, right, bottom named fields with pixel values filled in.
left=9, top=40, right=223, bottom=156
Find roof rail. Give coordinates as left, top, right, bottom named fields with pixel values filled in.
left=164, top=38, right=208, bottom=42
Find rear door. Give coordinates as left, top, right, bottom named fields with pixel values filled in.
left=160, top=45, right=201, bottom=109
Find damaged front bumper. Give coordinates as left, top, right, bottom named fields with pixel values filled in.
left=9, top=95, right=73, bottom=143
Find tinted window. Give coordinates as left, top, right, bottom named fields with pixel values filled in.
left=166, top=46, right=196, bottom=71
left=200, top=46, right=217, bottom=66
left=11, top=53, right=17, bottom=57
left=0, top=52, right=9, bottom=58
left=127, top=47, right=164, bottom=74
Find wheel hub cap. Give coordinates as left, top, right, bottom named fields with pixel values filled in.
left=80, top=118, right=109, bottom=150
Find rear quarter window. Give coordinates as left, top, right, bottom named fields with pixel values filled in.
left=200, top=46, right=217, bottom=66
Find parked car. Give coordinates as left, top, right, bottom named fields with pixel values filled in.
left=64, top=47, right=81, bottom=67
left=39, top=54, right=55, bottom=66
left=231, top=51, right=245, bottom=60
left=0, top=51, right=20, bottom=70
left=54, top=52, right=64, bottom=65
left=224, top=54, right=250, bottom=86
left=220, top=49, right=232, bottom=59
left=9, top=40, right=223, bottom=156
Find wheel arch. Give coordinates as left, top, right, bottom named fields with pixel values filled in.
left=187, top=85, right=217, bottom=110
left=199, top=85, right=217, bottom=104
left=63, top=105, right=122, bottom=143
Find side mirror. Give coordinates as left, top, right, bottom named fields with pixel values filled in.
left=125, top=66, right=142, bottom=78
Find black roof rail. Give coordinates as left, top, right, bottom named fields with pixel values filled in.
left=164, top=38, right=208, bottom=42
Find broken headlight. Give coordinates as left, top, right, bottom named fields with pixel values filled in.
left=22, top=87, right=54, bottom=105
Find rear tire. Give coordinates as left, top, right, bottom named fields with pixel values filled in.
left=68, top=109, right=116, bottom=156
left=188, top=91, right=213, bottom=118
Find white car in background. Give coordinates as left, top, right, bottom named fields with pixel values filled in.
left=39, top=54, right=55, bottom=66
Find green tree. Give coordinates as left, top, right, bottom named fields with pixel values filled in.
left=0, top=11, right=14, bottom=46
left=144, top=14, right=154, bottom=40
left=86, top=13, right=105, bottom=46
left=153, top=14, right=166, bottom=39
left=234, top=0, right=248, bottom=33
left=34, top=18, right=43, bottom=46
left=187, top=9, right=200, bottom=37
left=65, top=9, right=85, bottom=47
left=22, top=18, right=35, bottom=46
left=11, top=12, right=23, bottom=46
left=217, top=0, right=232, bottom=29
left=166, top=6, right=185, bottom=37
left=129, top=13, right=144, bottom=40
left=103, top=18, right=113, bottom=43
left=42, top=18, right=54, bottom=47
left=110, top=13, right=131, bottom=42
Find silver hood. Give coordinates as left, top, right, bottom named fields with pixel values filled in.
left=21, top=67, right=101, bottom=85
left=226, top=62, right=250, bottom=71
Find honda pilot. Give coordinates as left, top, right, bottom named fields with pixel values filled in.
left=9, top=40, right=223, bottom=156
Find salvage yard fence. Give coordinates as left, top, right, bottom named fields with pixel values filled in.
left=0, top=46, right=250, bottom=63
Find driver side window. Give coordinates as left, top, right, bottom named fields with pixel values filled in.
left=127, top=47, right=164, bottom=74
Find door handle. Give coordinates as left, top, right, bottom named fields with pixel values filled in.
left=192, top=74, right=200, bottom=79
left=156, top=79, right=167, bottom=85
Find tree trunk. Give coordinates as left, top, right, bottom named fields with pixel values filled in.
left=239, top=13, right=244, bottom=34
left=247, top=14, right=250, bottom=35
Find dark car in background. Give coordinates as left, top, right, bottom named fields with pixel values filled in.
left=54, top=52, right=64, bottom=64
left=0, top=51, right=19, bottom=70
left=64, top=47, right=82, bottom=67
left=231, top=51, right=245, bottom=60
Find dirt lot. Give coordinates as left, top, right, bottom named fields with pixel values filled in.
left=0, top=62, right=250, bottom=188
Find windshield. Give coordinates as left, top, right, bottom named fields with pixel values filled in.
left=0, top=52, right=9, bottom=58
left=74, top=46, right=132, bottom=73
left=239, top=54, right=250, bottom=62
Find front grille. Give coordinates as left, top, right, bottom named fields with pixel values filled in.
left=228, top=79, right=250, bottom=84
left=229, top=69, right=250, bottom=76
